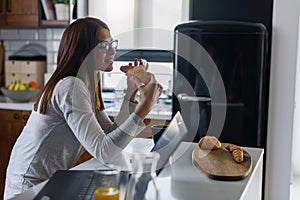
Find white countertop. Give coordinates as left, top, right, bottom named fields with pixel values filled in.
left=0, top=96, right=34, bottom=111
left=105, top=104, right=172, bottom=120
left=0, top=95, right=172, bottom=120
left=10, top=138, right=264, bottom=200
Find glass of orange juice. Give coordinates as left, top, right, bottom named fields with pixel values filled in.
left=94, top=165, right=121, bottom=200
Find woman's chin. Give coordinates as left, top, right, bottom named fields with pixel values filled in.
left=104, top=63, right=113, bottom=72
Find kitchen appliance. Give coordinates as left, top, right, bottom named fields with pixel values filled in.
left=172, top=20, right=268, bottom=148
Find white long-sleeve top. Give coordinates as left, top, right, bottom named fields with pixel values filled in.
left=4, top=76, right=145, bottom=199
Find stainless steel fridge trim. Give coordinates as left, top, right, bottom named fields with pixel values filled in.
left=177, top=93, right=211, bottom=102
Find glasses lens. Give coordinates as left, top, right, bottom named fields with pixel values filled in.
left=98, top=40, right=118, bottom=53
left=99, top=42, right=109, bottom=52
left=111, top=40, right=118, bottom=49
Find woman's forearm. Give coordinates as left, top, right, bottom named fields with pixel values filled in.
left=124, top=88, right=138, bottom=102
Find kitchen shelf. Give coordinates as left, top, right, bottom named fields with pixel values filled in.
left=40, top=19, right=68, bottom=27
left=39, top=0, right=71, bottom=28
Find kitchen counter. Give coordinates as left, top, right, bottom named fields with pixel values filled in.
left=0, top=95, right=34, bottom=111
left=10, top=139, right=264, bottom=200
left=0, top=95, right=172, bottom=120
left=105, top=104, right=172, bottom=120
left=103, top=92, right=172, bottom=120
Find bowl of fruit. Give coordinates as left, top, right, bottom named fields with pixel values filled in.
left=1, top=80, right=40, bottom=102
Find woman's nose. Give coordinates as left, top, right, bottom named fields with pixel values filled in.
left=108, top=46, right=116, bottom=56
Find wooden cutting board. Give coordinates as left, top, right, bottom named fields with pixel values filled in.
left=192, top=143, right=252, bottom=181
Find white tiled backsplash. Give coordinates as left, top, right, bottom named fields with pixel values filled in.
left=0, top=28, right=65, bottom=74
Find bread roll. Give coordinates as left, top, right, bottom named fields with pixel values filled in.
left=120, top=65, right=150, bottom=84
left=198, top=136, right=221, bottom=150
left=225, top=143, right=244, bottom=163
left=225, top=144, right=242, bottom=152
left=231, top=149, right=243, bottom=163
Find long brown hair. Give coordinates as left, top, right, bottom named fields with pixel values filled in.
left=34, top=17, right=108, bottom=114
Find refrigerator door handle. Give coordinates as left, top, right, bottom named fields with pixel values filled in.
left=177, top=93, right=211, bottom=102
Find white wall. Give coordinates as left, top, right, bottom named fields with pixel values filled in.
left=88, top=0, right=189, bottom=50
left=0, top=28, right=64, bottom=74
left=292, top=13, right=300, bottom=177
left=265, top=0, right=300, bottom=199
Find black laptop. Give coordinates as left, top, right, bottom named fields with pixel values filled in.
left=34, top=111, right=188, bottom=200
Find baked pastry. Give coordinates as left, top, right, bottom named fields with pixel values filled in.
left=225, top=143, right=243, bottom=163
left=232, top=149, right=243, bottom=163
left=120, top=65, right=150, bottom=84
left=198, top=136, right=221, bottom=150
left=225, top=144, right=242, bottom=152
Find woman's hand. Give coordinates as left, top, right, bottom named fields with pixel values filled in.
left=124, top=58, right=148, bottom=102
left=134, top=73, right=163, bottom=120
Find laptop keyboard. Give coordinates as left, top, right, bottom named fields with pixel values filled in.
left=77, top=173, right=95, bottom=200
left=76, top=170, right=130, bottom=200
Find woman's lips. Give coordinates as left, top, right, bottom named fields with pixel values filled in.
left=105, top=59, right=114, bottom=63
left=106, top=61, right=113, bottom=66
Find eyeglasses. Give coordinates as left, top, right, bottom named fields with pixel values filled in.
left=97, top=40, right=118, bottom=53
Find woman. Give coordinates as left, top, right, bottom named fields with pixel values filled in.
left=4, top=17, right=162, bottom=199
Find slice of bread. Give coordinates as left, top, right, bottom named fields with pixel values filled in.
left=120, top=65, right=150, bottom=84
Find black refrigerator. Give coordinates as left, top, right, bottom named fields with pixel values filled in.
left=172, top=20, right=269, bottom=148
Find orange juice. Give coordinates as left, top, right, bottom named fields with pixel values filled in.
left=94, top=186, right=119, bottom=200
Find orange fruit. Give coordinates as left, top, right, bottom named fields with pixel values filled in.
left=28, top=81, right=39, bottom=89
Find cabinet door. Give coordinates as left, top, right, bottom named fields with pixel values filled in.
left=5, top=0, right=39, bottom=27
left=0, top=0, right=7, bottom=26
left=21, top=110, right=31, bottom=124
left=0, top=109, right=30, bottom=198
